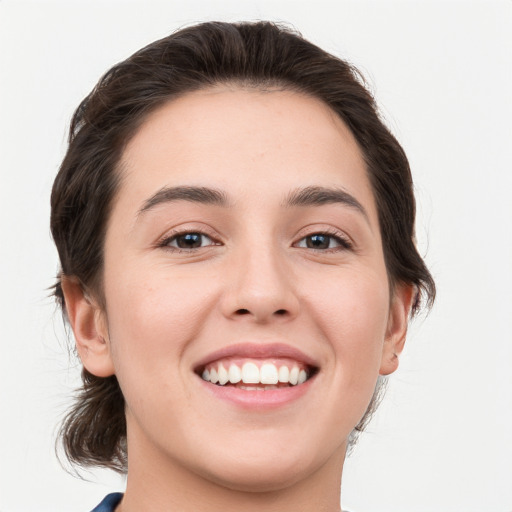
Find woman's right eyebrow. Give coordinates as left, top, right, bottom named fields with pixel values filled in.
left=136, top=185, right=231, bottom=218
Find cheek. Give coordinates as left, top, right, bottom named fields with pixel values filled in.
left=304, top=265, right=390, bottom=371
left=291, top=265, right=391, bottom=438
left=103, top=264, right=219, bottom=374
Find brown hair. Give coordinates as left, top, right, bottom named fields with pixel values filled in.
left=51, top=20, right=435, bottom=472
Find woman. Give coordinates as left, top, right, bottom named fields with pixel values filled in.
left=51, top=21, right=435, bottom=512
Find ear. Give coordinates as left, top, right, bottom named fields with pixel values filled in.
left=379, top=283, right=416, bottom=376
left=61, top=276, right=115, bottom=378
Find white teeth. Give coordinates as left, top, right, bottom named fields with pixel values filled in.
left=241, top=362, right=260, bottom=384
left=228, top=364, right=242, bottom=383
left=260, top=363, right=279, bottom=384
left=278, top=366, right=289, bottom=383
left=201, top=360, right=313, bottom=388
left=210, top=368, right=219, bottom=384
left=218, top=364, right=229, bottom=385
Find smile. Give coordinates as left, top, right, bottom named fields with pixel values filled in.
left=194, top=343, right=320, bottom=400
left=200, top=358, right=314, bottom=389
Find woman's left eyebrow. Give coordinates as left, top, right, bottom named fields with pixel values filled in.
left=283, top=186, right=369, bottom=224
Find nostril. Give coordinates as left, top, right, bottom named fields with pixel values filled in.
left=236, top=309, right=250, bottom=315
left=275, top=309, right=287, bottom=316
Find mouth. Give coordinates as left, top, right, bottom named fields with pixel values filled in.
left=193, top=343, right=320, bottom=392
left=197, top=358, right=318, bottom=390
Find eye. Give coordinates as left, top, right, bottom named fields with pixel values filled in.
left=163, top=232, right=217, bottom=250
left=295, top=233, right=351, bottom=250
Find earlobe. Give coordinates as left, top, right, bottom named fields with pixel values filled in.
left=379, top=284, right=416, bottom=376
left=60, top=276, right=115, bottom=378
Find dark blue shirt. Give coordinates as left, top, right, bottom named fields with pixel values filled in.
left=90, top=493, right=123, bottom=512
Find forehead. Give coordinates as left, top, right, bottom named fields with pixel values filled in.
left=117, top=87, right=377, bottom=223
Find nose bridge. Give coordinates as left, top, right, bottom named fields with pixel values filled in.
left=222, top=235, right=299, bottom=322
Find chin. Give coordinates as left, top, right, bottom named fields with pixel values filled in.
left=202, top=459, right=313, bottom=493
left=192, top=439, right=339, bottom=494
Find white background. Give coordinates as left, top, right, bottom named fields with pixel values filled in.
left=1, top=1, right=511, bottom=511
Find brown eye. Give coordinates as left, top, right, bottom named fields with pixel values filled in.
left=167, top=232, right=214, bottom=249
left=296, top=233, right=351, bottom=250
left=306, top=234, right=330, bottom=249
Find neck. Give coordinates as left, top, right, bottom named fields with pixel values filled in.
left=117, top=423, right=346, bottom=512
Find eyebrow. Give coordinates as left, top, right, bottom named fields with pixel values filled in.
left=283, top=186, right=369, bottom=221
left=137, top=185, right=230, bottom=217
left=137, top=184, right=368, bottom=222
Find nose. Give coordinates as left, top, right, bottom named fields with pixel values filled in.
left=220, top=245, right=300, bottom=324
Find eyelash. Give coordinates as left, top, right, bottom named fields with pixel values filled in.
left=294, top=229, right=353, bottom=252
left=157, top=230, right=219, bottom=253
left=157, top=229, right=353, bottom=253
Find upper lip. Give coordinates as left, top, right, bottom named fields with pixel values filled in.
left=193, top=342, right=320, bottom=373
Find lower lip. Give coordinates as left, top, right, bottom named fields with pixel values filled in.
left=197, top=376, right=316, bottom=410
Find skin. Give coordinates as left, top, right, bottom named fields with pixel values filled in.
left=62, top=88, right=414, bottom=512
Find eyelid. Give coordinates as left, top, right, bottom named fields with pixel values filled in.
left=156, top=225, right=222, bottom=251
left=293, top=227, right=353, bottom=251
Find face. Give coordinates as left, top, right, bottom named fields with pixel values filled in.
left=74, top=88, right=410, bottom=492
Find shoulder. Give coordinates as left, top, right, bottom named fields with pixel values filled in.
left=89, top=493, right=124, bottom=512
